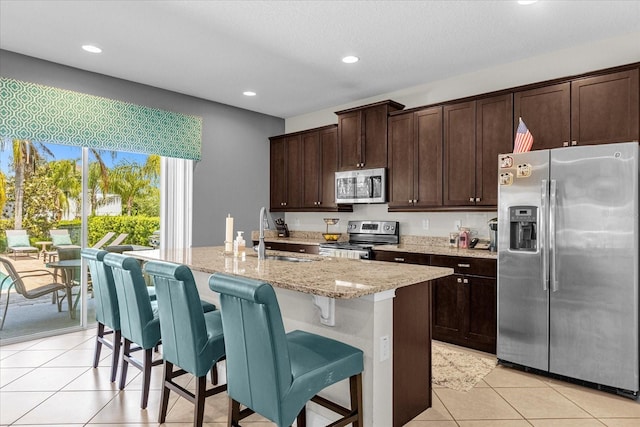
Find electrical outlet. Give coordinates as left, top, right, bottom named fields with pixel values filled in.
left=422, top=219, right=429, bottom=230
left=380, top=335, right=390, bottom=361
left=454, top=220, right=462, bottom=230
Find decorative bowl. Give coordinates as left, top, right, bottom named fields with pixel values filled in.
left=323, top=218, right=340, bottom=225
left=322, top=233, right=342, bottom=241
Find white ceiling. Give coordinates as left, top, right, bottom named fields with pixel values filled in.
left=1, top=0, right=639, bottom=119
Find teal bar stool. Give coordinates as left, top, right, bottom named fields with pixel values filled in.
left=104, top=253, right=217, bottom=409
left=144, top=260, right=226, bottom=427
left=209, top=272, right=364, bottom=427
left=103, top=252, right=163, bottom=409
left=81, top=248, right=122, bottom=383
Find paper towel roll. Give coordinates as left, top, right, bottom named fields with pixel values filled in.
left=225, top=214, right=234, bottom=252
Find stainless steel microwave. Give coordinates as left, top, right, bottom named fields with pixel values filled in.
left=335, top=168, right=386, bottom=204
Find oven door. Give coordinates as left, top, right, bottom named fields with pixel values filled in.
left=335, top=168, right=386, bottom=204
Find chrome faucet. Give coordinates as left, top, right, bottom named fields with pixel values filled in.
left=257, top=206, right=266, bottom=260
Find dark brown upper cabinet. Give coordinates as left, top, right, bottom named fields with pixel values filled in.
left=444, top=94, right=512, bottom=207
left=571, top=68, right=639, bottom=146
left=388, top=107, right=443, bottom=210
left=302, top=125, right=343, bottom=210
left=515, top=67, right=639, bottom=150
left=269, top=134, right=303, bottom=211
left=271, top=126, right=351, bottom=213
left=336, top=100, right=404, bottom=171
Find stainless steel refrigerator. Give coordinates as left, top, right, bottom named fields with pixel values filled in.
left=497, top=142, right=639, bottom=396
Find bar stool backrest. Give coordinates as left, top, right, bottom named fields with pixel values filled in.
left=209, top=273, right=292, bottom=423
left=81, top=248, right=119, bottom=330
left=103, top=253, right=159, bottom=349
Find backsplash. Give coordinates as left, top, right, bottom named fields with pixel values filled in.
left=283, top=204, right=497, bottom=239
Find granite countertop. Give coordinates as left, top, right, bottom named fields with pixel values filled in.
left=372, top=244, right=498, bottom=260
left=250, top=230, right=497, bottom=259
left=127, top=246, right=453, bottom=299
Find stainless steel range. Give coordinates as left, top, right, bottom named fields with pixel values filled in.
left=319, top=220, right=399, bottom=259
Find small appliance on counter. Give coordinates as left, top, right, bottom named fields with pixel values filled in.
left=488, top=218, right=498, bottom=252
left=274, top=218, right=289, bottom=238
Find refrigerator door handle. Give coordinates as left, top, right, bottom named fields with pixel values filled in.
left=549, top=179, right=558, bottom=292
left=540, top=179, right=548, bottom=291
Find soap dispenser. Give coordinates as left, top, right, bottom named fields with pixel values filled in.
left=233, top=231, right=246, bottom=257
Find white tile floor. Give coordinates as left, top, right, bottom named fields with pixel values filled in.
left=1, top=329, right=639, bottom=426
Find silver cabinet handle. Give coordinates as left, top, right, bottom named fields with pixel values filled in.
left=540, top=179, right=549, bottom=291
left=563, top=141, right=569, bottom=147
left=571, top=140, right=577, bottom=146
left=550, top=179, right=558, bottom=292
left=469, top=197, right=474, bottom=202
left=475, top=197, right=481, bottom=202
left=394, top=257, right=405, bottom=262
left=457, top=278, right=462, bottom=283
left=463, top=278, right=469, bottom=284
left=299, top=249, right=306, bottom=253
left=457, top=263, right=470, bottom=268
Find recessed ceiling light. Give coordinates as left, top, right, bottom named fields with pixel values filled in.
left=243, top=91, right=256, bottom=97
left=517, top=1, right=538, bottom=5
left=342, top=55, right=359, bottom=64
left=82, top=44, right=102, bottom=54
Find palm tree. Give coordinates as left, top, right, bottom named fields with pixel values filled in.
left=10, top=139, right=53, bottom=229
left=48, top=159, right=81, bottom=220
left=110, top=161, right=150, bottom=216
left=0, top=171, right=6, bottom=215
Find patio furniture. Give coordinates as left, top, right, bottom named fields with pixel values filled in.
left=0, top=256, right=68, bottom=330
left=5, top=230, right=39, bottom=260
left=209, top=272, right=364, bottom=427
left=144, top=260, right=226, bottom=426
left=109, top=233, right=129, bottom=247
left=49, top=229, right=81, bottom=250
left=92, top=232, right=116, bottom=249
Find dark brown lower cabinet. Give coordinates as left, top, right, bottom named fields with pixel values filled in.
left=431, top=256, right=496, bottom=353
left=393, top=281, right=431, bottom=427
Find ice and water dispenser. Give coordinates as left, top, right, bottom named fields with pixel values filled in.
left=509, top=206, right=537, bottom=251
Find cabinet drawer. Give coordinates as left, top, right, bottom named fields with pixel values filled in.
left=372, top=250, right=430, bottom=265
left=430, top=255, right=496, bottom=277
left=263, top=241, right=319, bottom=255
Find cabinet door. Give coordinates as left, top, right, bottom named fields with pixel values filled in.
left=463, top=276, right=497, bottom=353
left=361, top=104, right=389, bottom=169
left=476, top=94, right=513, bottom=206
left=319, top=127, right=339, bottom=208
left=270, top=137, right=287, bottom=210
left=302, top=130, right=321, bottom=208
left=444, top=101, right=476, bottom=206
left=285, top=135, right=303, bottom=209
left=432, top=274, right=464, bottom=343
left=571, top=68, right=639, bottom=146
left=388, top=113, right=415, bottom=208
left=514, top=83, right=570, bottom=150
left=337, top=111, right=361, bottom=170
left=415, top=107, right=443, bottom=208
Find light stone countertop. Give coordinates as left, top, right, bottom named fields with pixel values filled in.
left=127, top=246, right=453, bottom=299
left=249, top=230, right=497, bottom=260
left=371, top=244, right=498, bottom=260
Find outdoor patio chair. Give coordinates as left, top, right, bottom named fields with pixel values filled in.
left=5, top=230, right=39, bottom=260
left=0, top=256, right=68, bottom=330
left=49, top=229, right=81, bottom=250
left=92, top=232, right=116, bottom=249
left=108, top=233, right=129, bottom=246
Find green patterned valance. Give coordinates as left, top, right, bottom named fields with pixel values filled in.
left=0, top=77, right=202, bottom=160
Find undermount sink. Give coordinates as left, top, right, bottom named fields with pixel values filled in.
left=264, top=255, right=313, bottom=263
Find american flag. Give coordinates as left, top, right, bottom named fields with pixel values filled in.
left=513, top=117, right=534, bottom=153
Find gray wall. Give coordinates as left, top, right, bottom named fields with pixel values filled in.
left=0, top=49, right=284, bottom=246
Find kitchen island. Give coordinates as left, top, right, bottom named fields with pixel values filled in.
left=127, top=246, right=453, bottom=426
